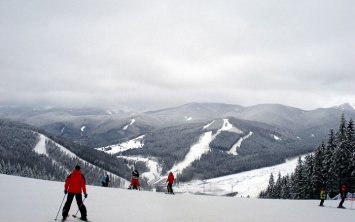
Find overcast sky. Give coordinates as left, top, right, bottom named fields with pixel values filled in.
left=1, top=0, right=354, bottom=111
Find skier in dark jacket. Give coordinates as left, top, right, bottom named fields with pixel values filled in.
left=129, top=169, right=140, bottom=190
left=105, top=174, right=110, bottom=187
left=338, top=184, right=347, bottom=209
left=62, top=165, right=88, bottom=221
left=166, top=172, right=175, bottom=194
left=319, top=187, right=326, bottom=207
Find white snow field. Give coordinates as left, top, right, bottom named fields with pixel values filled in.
left=175, top=156, right=301, bottom=198
left=0, top=174, right=354, bottom=222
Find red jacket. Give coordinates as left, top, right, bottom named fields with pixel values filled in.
left=65, top=169, right=87, bottom=194
left=167, top=172, right=175, bottom=183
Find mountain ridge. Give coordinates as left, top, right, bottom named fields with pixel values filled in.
left=0, top=102, right=354, bottom=184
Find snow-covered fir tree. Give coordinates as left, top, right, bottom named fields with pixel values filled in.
left=260, top=115, right=355, bottom=199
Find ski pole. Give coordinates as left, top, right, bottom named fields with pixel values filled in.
left=55, top=193, right=67, bottom=221
left=72, top=197, right=86, bottom=218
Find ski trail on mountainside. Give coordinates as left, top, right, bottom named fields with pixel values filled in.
left=169, top=119, right=244, bottom=174
left=33, top=133, right=130, bottom=186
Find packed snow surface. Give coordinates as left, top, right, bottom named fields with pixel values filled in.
left=0, top=174, right=354, bottom=222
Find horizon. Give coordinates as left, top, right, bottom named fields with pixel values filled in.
left=1, top=1, right=354, bottom=112
left=0, top=101, right=354, bottom=113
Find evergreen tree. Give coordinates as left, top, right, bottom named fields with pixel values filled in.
left=324, top=129, right=337, bottom=191
left=266, top=173, right=275, bottom=199
left=272, top=172, right=282, bottom=199
left=346, top=119, right=355, bottom=189
left=293, top=156, right=304, bottom=198
left=303, top=154, right=315, bottom=198
left=312, top=142, right=326, bottom=194
left=280, top=174, right=291, bottom=199
left=335, top=115, right=352, bottom=187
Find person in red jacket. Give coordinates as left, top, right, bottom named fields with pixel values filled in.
left=129, top=169, right=140, bottom=190
left=338, top=184, right=347, bottom=209
left=166, top=172, right=175, bottom=194
left=62, top=165, right=88, bottom=221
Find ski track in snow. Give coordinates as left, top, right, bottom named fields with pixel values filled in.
left=170, top=131, right=213, bottom=174
left=228, top=131, right=253, bottom=155
left=169, top=119, right=244, bottom=173
left=123, top=118, right=135, bottom=130
left=202, top=120, right=215, bottom=129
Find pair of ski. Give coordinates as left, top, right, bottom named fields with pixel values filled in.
left=62, top=214, right=89, bottom=221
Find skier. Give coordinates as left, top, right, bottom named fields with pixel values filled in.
left=166, top=172, right=175, bottom=194
left=338, top=184, right=347, bottom=209
left=319, top=187, right=326, bottom=207
left=105, top=174, right=110, bottom=187
left=101, top=175, right=106, bottom=187
left=62, top=165, right=88, bottom=221
left=129, top=169, right=140, bottom=190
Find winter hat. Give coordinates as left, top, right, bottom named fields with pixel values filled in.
left=75, top=165, right=81, bottom=170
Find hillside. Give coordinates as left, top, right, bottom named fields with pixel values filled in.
left=1, top=102, right=354, bottom=182
left=0, top=174, right=354, bottom=222
left=0, top=119, right=134, bottom=188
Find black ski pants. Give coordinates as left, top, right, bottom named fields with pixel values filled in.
left=167, top=182, right=174, bottom=193
left=338, top=192, right=346, bottom=207
left=62, top=193, right=87, bottom=218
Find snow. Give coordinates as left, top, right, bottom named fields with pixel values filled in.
left=81, top=126, right=86, bottom=132
left=94, top=118, right=298, bottom=196
left=34, top=134, right=48, bottom=156
left=202, top=120, right=215, bottom=129
left=170, top=131, right=212, bottom=174
left=96, top=135, right=145, bottom=154
left=117, top=156, right=161, bottom=183
left=33, top=133, right=130, bottom=186
left=228, top=131, right=253, bottom=155
left=169, top=119, right=248, bottom=173
left=176, top=156, right=306, bottom=198
left=219, top=118, right=243, bottom=134
left=0, top=174, right=354, bottom=222
left=123, top=118, right=135, bottom=130
left=273, top=135, right=282, bottom=141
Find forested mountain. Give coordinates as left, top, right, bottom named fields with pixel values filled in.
left=0, top=119, right=150, bottom=189
left=259, top=115, right=355, bottom=199
left=0, top=103, right=354, bottom=183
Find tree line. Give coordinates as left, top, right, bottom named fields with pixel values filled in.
left=0, top=119, right=152, bottom=189
left=259, top=115, right=355, bottom=199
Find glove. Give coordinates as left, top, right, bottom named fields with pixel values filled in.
left=84, top=193, right=88, bottom=198
left=64, top=190, right=68, bottom=194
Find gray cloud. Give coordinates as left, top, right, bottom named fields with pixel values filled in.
left=1, top=0, right=354, bottom=111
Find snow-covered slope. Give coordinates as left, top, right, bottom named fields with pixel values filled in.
left=95, top=119, right=305, bottom=196
left=33, top=133, right=130, bottom=187
left=0, top=174, right=353, bottom=222
left=176, top=156, right=305, bottom=198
